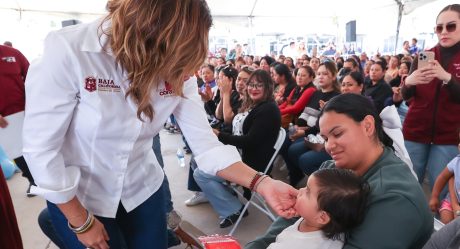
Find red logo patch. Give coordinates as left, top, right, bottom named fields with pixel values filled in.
left=165, top=82, right=172, bottom=91
left=84, top=76, right=97, bottom=92
left=159, top=81, right=174, bottom=96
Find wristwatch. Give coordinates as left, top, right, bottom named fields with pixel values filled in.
left=443, top=74, right=452, bottom=86
left=456, top=210, right=460, bottom=216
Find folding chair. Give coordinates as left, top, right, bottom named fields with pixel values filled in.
left=433, top=218, right=444, bottom=232
left=228, top=128, right=286, bottom=236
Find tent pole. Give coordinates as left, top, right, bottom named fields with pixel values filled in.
left=395, top=0, right=404, bottom=54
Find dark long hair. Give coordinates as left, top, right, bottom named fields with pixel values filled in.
left=239, top=70, right=275, bottom=112
left=274, top=63, right=297, bottom=99
left=314, top=168, right=370, bottom=240
left=320, top=93, right=394, bottom=149
left=220, top=65, right=239, bottom=91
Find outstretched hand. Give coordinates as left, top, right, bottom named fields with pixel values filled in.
left=0, top=115, right=8, bottom=128
left=256, top=177, right=298, bottom=218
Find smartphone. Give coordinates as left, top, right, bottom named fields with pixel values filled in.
left=418, top=51, right=435, bottom=70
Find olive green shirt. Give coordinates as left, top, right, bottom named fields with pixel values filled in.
left=246, top=147, right=433, bottom=249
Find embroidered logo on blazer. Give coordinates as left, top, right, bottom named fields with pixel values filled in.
left=84, top=76, right=121, bottom=93
left=84, top=76, right=97, bottom=92
left=158, top=82, right=174, bottom=97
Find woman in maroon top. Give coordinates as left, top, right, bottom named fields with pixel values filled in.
left=402, top=4, right=460, bottom=190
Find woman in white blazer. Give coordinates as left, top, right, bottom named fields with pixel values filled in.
left=22, top=1, right=298, bottom=249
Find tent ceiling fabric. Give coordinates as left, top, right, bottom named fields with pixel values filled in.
left=206, top=0, right=434, bottom=18
left=0, top=0, right=435, bottom=17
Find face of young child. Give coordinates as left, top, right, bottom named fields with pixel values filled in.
left=295, top=175, right=323, bottom=225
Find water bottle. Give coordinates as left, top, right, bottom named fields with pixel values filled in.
left=288, top=123, right=296, bottom=137
left=176, top=148, right=185, bottom=168
left=0, top=146, right=16, bottom=179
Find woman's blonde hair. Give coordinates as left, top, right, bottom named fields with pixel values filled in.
left=102, top=0, right=212, bottom=121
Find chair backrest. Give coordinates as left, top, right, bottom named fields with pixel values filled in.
left=263, top=128, right=286, bottom=175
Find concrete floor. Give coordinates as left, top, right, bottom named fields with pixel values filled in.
left=8, top=130, right=287, bottom=249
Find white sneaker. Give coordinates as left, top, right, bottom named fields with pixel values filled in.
left=185, top=192, right=208, bottom=206
left=167, top=210, right=182, bottom=229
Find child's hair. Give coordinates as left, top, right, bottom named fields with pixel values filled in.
left=313, top=168, right=370, bottom=240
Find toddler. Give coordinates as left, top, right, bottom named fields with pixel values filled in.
left=268, top=168, right=370, bottom=249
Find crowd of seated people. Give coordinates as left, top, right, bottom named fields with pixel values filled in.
left=179, top=9, right=460, bottom=246
left=12, top=4, right=460, bottom=248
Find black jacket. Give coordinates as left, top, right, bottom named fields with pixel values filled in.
left=218, top=100, right=281, bottom=172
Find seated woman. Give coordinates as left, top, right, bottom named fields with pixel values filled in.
left=388, top=61, right=411, bottom=123
left=198, top=64, right=221, bottom=124
left=193, top=70, right=281, bottom=228
left=272, top=63, right=296, bottom=106
left=245, top=94, right=433, bottom=249
left=364, top=60, right=393, bottom=113
left=340, top=71, right=364, bottom=94
left=278, top=66, right=317, bottom=128
left=215, top=66, right=252, bottom=133
left=285, top=61, right=341, bottom=186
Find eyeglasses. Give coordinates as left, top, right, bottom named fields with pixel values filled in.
left=435, top=22, right=457, bottom=34
left=247, top=82, right=264, bottom=89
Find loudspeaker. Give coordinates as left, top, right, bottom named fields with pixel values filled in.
left=346, top=20, right=356, bottom=42
left=62, top=19, right=80, bottom=27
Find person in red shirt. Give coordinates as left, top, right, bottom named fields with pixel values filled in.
left=0, top=44, right=35, bottom=196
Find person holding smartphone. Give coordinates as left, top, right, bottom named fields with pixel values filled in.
left=402, top=4, right=460, bottom=192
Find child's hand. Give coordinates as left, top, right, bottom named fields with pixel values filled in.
left=428, top=197, right=439, bottom=213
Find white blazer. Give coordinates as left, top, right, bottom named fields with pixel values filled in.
left=23, top=19, right=240, bottom=218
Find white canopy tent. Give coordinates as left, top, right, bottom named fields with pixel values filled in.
left=0, top=0, right=452, bottom=59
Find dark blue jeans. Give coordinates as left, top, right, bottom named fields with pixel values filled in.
left=152, top=134, right=173, bottom=212
left=38, top=208, right=66, bottom=249
left=47, top=184, right=167, bottom=249
left=286, top=138, right=331, bottom=185
left=187, top=156, right=202, bottom=192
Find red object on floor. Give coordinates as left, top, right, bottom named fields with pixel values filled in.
left=0, top=169, right=23, bottom=249
left=199, top=235, right=241, bottom=249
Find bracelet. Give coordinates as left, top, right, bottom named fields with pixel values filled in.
left=253, top=175, right=269, bottom=192
left=68, top=210, right=95, bottom=234
left=249, top=172, right=264, bottom=191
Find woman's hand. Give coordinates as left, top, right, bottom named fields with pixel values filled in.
left=423, top=60, right=452, bottom=82
left=404, top=68, right=434, bottom=86
left=290, top=129, right=305, bottom=141
left=392, top=87, right=403, bottom=103
left=428, top=197, right=439, bottom=213
left=76, top=217, right=110, bottom=249
left=256, top=177, right=298, bottom=218
left=0, top=115, right=8, bottom=128
left=318, top=100, right=327, bottom=110
left=199, top=83, right=213, bottom=102
left=220, top=76, right=232, bottom=95
left=212, top=128, right=220, bottom=136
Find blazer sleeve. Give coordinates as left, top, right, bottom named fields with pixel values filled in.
left=22, top=32, right=81, bottom=204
